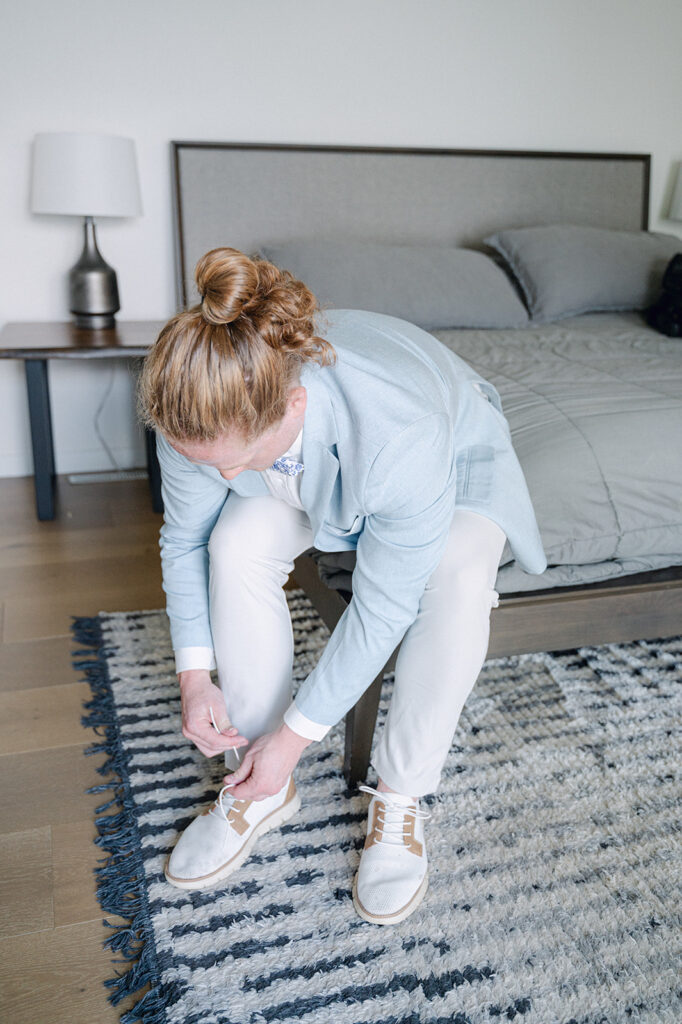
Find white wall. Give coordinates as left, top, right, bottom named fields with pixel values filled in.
left=1, top=0, right=681, bottom=477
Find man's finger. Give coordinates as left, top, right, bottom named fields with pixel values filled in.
left=215, top=715, right=236, bottom=733
left=224, top=755, right=253, bottom=786
left=185, top=726, right=217, bottom=748
left=186, top=720, right=245, bottom=748
left=185, top=721, right=219, bottom=743
left=194, top=742, right=221, bottom=757
left=227, top=778, right=261, bottom=800
left=208, top=705, right=236, bottom=734
left=214, top=736, right=249, bottom=754
left=183, top=725, right=244, bottom=757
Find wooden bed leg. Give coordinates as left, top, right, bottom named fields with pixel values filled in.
left=343, top=672, right=384, bottom=788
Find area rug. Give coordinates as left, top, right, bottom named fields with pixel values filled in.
left=71, top=591, right=682, bottom=1024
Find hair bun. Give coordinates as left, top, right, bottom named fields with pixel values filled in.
left=195, top=247, right=259, bottom=325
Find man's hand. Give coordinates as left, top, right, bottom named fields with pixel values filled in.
left=178, top=669, right=249, bottom=758
left=224, top=723, right=312, bottom=801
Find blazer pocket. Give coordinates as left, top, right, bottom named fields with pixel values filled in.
left=325, top=515, right=364, bottom=537
left=456, top=444, right=495, bottom=504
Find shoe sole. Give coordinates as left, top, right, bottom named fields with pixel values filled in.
left=164, top=790, right=301, bottom=890
left=351, top=870, right=429, bottom=925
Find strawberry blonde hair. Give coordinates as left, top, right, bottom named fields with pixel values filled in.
left=137, top=247, right=335, bottom=441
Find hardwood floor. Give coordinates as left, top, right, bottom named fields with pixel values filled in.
left=0, top=474, right=164, bottom=1023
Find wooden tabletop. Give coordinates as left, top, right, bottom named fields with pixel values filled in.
left=0, top=321, right=166, bottom=359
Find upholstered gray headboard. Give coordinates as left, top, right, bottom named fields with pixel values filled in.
left=171, top=142, right=650, bottom=309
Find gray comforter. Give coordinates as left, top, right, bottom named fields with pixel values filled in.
left=314, top=311, right=682, bottom=595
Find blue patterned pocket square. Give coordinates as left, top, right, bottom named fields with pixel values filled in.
left=270, top=457, right=304, bottom=476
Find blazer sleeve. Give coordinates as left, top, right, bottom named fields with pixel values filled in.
left=289, top=413, right=456, bottom=729
left=155, top=432, right=230, bottom=656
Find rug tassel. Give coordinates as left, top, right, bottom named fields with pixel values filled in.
left=70, top=613, right=179, bottom=1023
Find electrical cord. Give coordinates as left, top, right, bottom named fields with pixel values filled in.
left=94, top=364, right=120, bottom=470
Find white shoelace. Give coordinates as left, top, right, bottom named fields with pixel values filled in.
left=358, top=784, right=431, bottom=847
left=207, top=784, right=240, bottom=824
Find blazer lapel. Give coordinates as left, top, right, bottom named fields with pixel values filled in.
left=299, top=364, right=341, bottom=540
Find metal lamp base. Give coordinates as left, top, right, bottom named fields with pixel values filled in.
left=72, top=312, right=117, bottom=329
left=69, top=217, right=120, bottom=330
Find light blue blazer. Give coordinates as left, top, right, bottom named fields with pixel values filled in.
left=155, top=309, right=547, bottom=730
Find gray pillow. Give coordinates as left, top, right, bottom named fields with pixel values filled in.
left=259, top=240, right=529, bottom=329
left=484, top=224, right=681, bottom=323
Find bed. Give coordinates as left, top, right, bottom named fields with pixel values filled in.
left=169, top=141, right=682, bottom=781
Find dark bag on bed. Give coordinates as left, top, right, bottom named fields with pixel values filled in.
left=646, top=252, right=682, bottom=337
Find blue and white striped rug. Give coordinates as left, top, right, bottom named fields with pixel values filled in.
left=72, top=591, right=681, bottom=1024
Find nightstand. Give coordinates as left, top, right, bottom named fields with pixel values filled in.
left=0, top=320, right=165, bottom=520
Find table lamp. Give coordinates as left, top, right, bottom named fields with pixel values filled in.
left=30, top=132, right=143, bottom=329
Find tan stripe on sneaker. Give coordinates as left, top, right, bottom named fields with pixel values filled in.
left=363, top=799, right=423, bottom=857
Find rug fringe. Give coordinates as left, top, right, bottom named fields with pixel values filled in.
left=71, top=613, right=173, bottom=1023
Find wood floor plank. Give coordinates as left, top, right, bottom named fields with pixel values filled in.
left=0, top=474, right=163, bottom=1022
left=1, top=477, right=116, bottom=532
left=109, top=490, right=163, bottom=527
left=0, top=745, right=112, bottom=833
left=0, top=919, right=144, bottom=1024
left=0, top=549, right=162, bottom=601
left=0, top=636, right=83, bottom=693
left=0, top=521, right=161, bottom=571
left=51, top=820, right=109, bottom=928
left=0, top=683, right=93, bottom=755
left=0, top=827, right=53, bottom=938
left=3, top=581, right=165, bottom=642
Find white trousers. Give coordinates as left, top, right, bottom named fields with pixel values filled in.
left=208, top=495, right=506, bottom=796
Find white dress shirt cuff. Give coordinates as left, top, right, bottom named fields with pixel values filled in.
left=283, top=701, right=332, bottom=742
left=174, top=646, right=217, bottom=674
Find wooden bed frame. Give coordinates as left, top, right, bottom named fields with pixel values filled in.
left=292, top=556, right=682, bottom=783
left=170, top=140, right=682, bottom=783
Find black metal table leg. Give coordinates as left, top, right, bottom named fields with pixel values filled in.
left=145, top=425, right=164, bottom=514
left=25, top=359, right=56, bottom=521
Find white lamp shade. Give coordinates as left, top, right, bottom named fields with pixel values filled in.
left=669, top=164, right=682, bottom=222
left=31, top=132, right=142, bottom=217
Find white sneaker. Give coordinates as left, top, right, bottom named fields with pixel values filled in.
left=352, top=784, right=431, bottom=925
left=164, top=775, right=300, bottom=890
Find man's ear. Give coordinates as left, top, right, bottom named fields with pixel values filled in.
left=288, top=385, right=307, bottom=417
